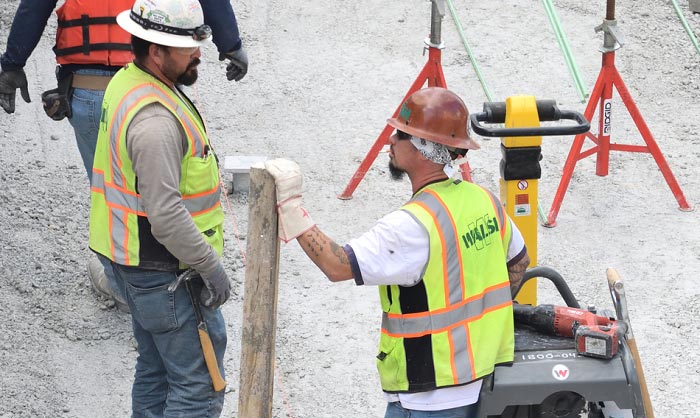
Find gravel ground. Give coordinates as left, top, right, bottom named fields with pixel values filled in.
left=1, top=0, right=699, bottom=417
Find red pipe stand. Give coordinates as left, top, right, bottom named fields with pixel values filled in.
left=546, top=21, right=692, bottom=226
left=338, top=1, right=472, bottom=200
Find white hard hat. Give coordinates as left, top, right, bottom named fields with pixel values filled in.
left=116, top=0, right=212, bottom=48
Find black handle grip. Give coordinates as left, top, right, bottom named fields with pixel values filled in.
left=470, top=99, right=590, bottom=138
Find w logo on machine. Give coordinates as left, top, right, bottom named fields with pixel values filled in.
left=552, top=364, right=570, bottom=381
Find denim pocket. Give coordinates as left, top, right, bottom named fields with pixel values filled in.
left=127, top=281, right=178, bottom=333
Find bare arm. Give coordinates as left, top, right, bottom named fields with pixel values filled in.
left=297, top=226, right=353, bottom=282
left=508, top=252, right=530, bottom=298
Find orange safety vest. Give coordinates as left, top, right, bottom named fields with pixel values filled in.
left=54, top=0, right=133, bottom=66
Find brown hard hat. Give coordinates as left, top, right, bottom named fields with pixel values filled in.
left=387, top=87, right=480, bottom=150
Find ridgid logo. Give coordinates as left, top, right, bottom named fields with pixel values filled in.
left=461, top=215, right=499, bottom=250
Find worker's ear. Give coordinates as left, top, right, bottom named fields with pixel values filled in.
left=150, top=44, right=165, bottom=65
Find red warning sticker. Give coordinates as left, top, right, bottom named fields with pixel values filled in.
left=515, top=194, right=529, bottom=205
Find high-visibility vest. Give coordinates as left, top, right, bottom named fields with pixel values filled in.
left=54, top=0, right=133, bottom=66
left=89, top=64, right=224, bottom=270
left=376, top=179, right=515, bottom=393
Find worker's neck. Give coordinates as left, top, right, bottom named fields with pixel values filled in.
left=134, top=58, right=175, bottom=88
left=409, top=167, right=449, bottom=194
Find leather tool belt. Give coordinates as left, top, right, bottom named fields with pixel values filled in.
left=71, top=73, right=113, bottom=90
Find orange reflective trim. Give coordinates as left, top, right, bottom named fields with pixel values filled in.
left=105, top=200, right=147, bottom=217
left=120, top=210, right=131, bottom=265
left=422, top=188, right=466, bottom=301
left=105, top=180, right=140, bottom=198
left=386, top=281, right=510, bottom=321
left=189, top=201, right=222, bottom=217
left=108, top=204, right=116, bottom=262
left=141, top=84, right=203, bottom=157
left=182, top=180, right=221, bottom=200
left=465, top=326, right=477, bottom=380
left=381, top=298, right=513, bottom=339
left=448, top=329, right=458, bottom=385
left=410, top=200, right=450, bottom=307
left=109, top=84, right=153, bottom=187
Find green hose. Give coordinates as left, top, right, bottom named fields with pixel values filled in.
left=670, top=0, right=700, bottom=56
left=541, top=0, right=589, bottom=102
left=445, top=0, right=494, bottom=101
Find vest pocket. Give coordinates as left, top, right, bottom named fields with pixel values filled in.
left=377, top=336, right=404, bottom=390
left=183, top=154, right=218, bottom=195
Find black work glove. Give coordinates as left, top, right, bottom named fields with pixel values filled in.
left=41, top=88, right=72, bottom=121
left=200, top=262, right=232, bottom=309
left=0, top=69, right=31, bottom=114
left=219, top=47, right=248, bottom=81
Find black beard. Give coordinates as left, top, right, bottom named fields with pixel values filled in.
left=177, top=58, right=200, bottom=86
left=388, top=160, right=405, bottom=181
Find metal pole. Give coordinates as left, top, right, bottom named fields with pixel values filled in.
left=429, top=0, right=445, bottom=47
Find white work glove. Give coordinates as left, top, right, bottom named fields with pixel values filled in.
left=264, top=158, right=316, bottom=243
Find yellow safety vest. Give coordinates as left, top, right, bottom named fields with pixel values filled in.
left=377, top=179, right=515, bottom=393
left=89, top=63, right=224, bottom=270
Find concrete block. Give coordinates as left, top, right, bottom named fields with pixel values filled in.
left=223, top=155, right=268, bottom=194
left=691, top=0, right=700, bottom=13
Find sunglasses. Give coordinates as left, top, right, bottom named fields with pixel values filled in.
left=396, top=130, right=412, bottom=140
left=169, top=46, right=200, bottom=56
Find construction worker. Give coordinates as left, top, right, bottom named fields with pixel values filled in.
left=265, top=87, right=531, bottom=418
left=0, top=0, right=247, bottom=312
left=88, top=0, right=231, bottom=414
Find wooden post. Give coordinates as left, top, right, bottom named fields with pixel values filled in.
left=238, top=167, right=280, bottom=418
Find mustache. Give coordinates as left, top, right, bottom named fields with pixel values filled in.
left=188, top=58, right=201, bottom=69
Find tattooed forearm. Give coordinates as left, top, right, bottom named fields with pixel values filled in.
left=303, top=227, right=326, bottom=258
left=298, top=226, right=353, bottom=281
left=508, top=253, right=530, bottom=298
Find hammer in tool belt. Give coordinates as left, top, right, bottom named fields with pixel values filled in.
left=169, top=269, right=227, bottom=392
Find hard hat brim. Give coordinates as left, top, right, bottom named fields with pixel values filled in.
left=116, top=10, right=211, bottom=48
left=387, top=117, right=481, bottom=151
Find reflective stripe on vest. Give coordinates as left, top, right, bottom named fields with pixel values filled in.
left=89, top=64, right=222, bottom=267
left=55, top=0, right=133, bottom=66
left=376, top=180, right=514, bottom=392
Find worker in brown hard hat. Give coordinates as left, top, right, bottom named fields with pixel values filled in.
left=264, top=87, right=531, bottom=418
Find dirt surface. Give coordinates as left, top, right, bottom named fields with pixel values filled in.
left=1, top=0, right=699, bottom=417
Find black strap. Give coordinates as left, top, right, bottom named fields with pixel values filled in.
left=58, top=15, right=117, bottom=28
left=54, top=43, right=132, bottom=57
left=56, top=14, right=128, bottom=56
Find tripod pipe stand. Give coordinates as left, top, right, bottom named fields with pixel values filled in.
left=546, top=0, right=692, bottom=226
left=338, top=0, right=471, bottom=200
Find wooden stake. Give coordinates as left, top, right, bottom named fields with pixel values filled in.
left=238, top=167, right=280, bottom=418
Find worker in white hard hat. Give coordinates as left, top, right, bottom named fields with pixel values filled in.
left=89, top=0, right=232, bottom=415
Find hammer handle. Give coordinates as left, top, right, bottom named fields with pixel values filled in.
left=185, top=277, right=227, bottom=392
left=198, top=327, right=227, bottom=392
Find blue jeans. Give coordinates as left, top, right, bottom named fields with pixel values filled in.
left=68, top=68, right=126, bottom=304
left=111, top=264, right=227, bottom=418
left=67, top=68, right=115, bottom=181
left=384, top=402, right=478, bottom=418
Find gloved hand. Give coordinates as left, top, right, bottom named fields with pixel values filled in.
left=218, top=47, right=248, bottom=81
left=264, top=158, right=316, bottom=243
left=0, top=69, right=31, bottom=114
left=41, top=88, right=72, bottom=121
left=200, top=262, right=231, bottom=309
